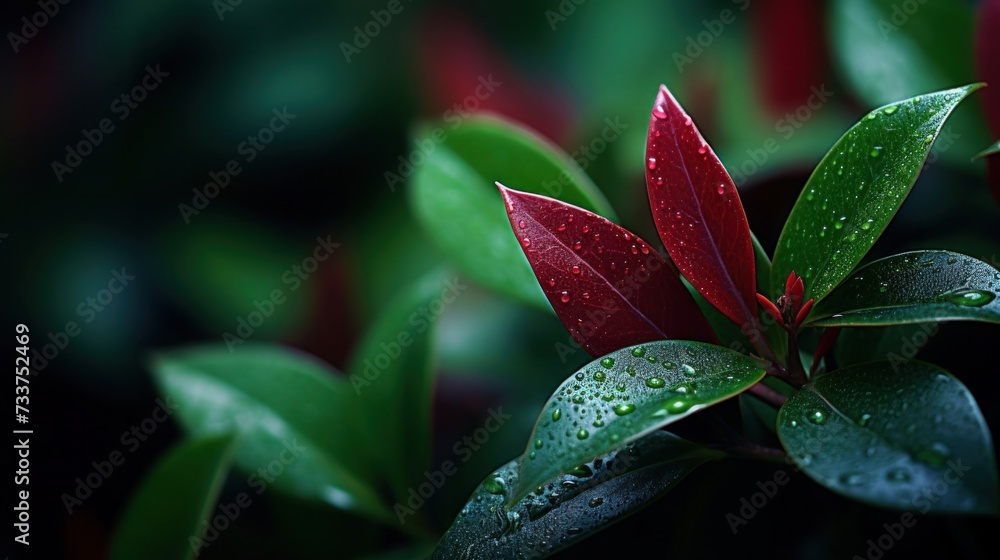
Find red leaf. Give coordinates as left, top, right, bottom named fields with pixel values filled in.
left=498, top=184, right=715, bottom=357
left=645, top=85, right=758, bottom=329
left=976, top=0, right=1000, bottom=138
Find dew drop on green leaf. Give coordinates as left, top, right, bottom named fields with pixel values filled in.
left=631, top=346, right=646, bottom=358
left=613, top=403, right=636, bottom=416
left=944, top=289, right=996, bottom=307
left=808, top=410, right=827, bottom=425
left=646, top=377, right=666, bottom=389
left=576, top=428, right=590, bottom=440
left=552, top=408, right=562, bottom=421
left=681, top=364, right=698, bottom=377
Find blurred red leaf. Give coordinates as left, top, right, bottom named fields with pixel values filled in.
left=416, top=10, right=574, bottom=144
left=499, top=184, right=715, bottom=357
left=646, top=85, right=758, bottom=329
left=749, top=0, right=828, bottom=115
left=976, top=0, right=1000, bottom=137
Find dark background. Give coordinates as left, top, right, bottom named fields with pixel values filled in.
left=3, top=0, right=999, bottom=558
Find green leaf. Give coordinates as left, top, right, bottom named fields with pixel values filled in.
left=777, top=361, right=999, bottom=515
left=772, top=84, right=982, bottom=303
left=807, top=251, right=1000, bottom=327
left=110, top=434, right=235, bottom=560
left=835, top=323, right=938, bottom=367
left=831, top=0, right=975, bottom=108
left=151, top=344, right=392, bottom=523
left=974, top=139, right=1000, bottom=159
left=511, top=341, right=766, bottom=505
left=348, top=270, right=445, bottom=507
left=410, top=146, right=548, bottom=310
left=409, top=115, right=618, bottom=311
left=434, top=432, right=719, bottom=560
left=442, top=115, right=617, bottom=220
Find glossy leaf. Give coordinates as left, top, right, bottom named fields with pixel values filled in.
left=499, top=185, right=714, bottom=356
left=151, top=344, right=392, bottom=522
left=778, top=361, right=999, bottom=515
left=347, top=270, right=443, bottom=505
left=646, top=85, right=758, bottom=328
left=409, top=115, right=619, bottom=311
left=807, top=251, right=1000, bottom=327
left=772, top=85, right=982, bottom=303
left=434, top=432, right=719, bottom=560
left=110, top=434, right=235, bottom=560
left=443, top=115, right=616, bottom=220
left=511, top=341, right=766, bottom=505
left=410, top=146, right=548, bottom=310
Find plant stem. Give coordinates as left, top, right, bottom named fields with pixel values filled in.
left=722, top=442, right=788, bottom=464
left=748, top=382, right=788, bottom=408
left=783, top=326, right=808, bottom=387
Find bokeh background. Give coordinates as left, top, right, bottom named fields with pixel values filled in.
left=4, top=0, right=1000, bottom=558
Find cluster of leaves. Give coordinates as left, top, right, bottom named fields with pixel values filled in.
left=109, top=83, right=999, bottom=560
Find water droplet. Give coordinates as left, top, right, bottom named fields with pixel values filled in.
left=645, top=355, right=658, bottom=363
left=861, top=219, right=873, bottom=230
left=631, top=346, right=646, bottom=358
left=552, top=409, right=562, bottom=421
left=646, top=377, right=666, bottom=389
left=592, top=418, right=605, bottom=427
left=923, top=134, right=934, bottom=145
left=808, top=410, right=827, bottom=425
left=483, top=475, right=506, bottom=495
left=614, top=403, right=636, bottom=416
left=572, top=395, right=584, bottom=404
left=883, top=105, right=898, bottom=115
left=517, top=220, right=526, bottom=229
left=647, top=158, right=657, bottom=170
left=571, top=265, right=581, bottom=275
left=521, top=237, right=531, bottom=247
left=600, top=357, right=615, bottom=369
left=870, top=146, right=883, bottom=158
left=790, top=420, right=798, bottom=428
left=573, top=241, right=582, bottom=251
left=588, top=497, right=604, bottom=507
left=528, top=451, right=536, bottom=460
left=944, top=289, right=995, bottom=307
left=661, top=396, right=693, bottom=414
left=681, top=364, right=697, bottom=377
left=630, top=244, right=638, bottom=255
left=652, top=104, right=667, bottom=119
left=717, top=185, right=725, bottom=195
left=625, top=365, right=636, bottom=376
left=560, top=291, right=571, bottom=304
left=535, top=439, right=544, bottom=449
left=806, top=190, right=815, bottom=201
left=839, top=472, right=866, bottom=486
left=557, top=223, right=567, bottom=232
left=567, top=464, right=593, bottom=477
left=866, top=112, right=878, bottom=120
left=683, top=116, right=692, bottom=126
left=887, top=467, right=911, bottom=482
left=593, top=371, right=606, bottom=382
left=577, top=428, right=590, bottom=440
left=581, top=225, right=590, bottom=234
left=548, top=278, right=556, bottom=287
left=582, top=292, right=590, bottom=299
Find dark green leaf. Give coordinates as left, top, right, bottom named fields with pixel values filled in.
left=807, top=251, right=1000, bottom=327
left=835, top=323, right=938, bottom=367
left=772, top=85, right=982, bottom=302
left=409, top=115, right=617, bottom=311
left=151, top=344, right=392, bottom=522
left=348, top=270, right=445, bottom=507
left=511, top=341, right=766, bottom=505
left=110, top=434, right=235, bottom=560
left=434, top=432, right=719, bottom=560
left=975, top=139, right=1000, bottom=159
left=777, top=361, right=999, bottom=515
